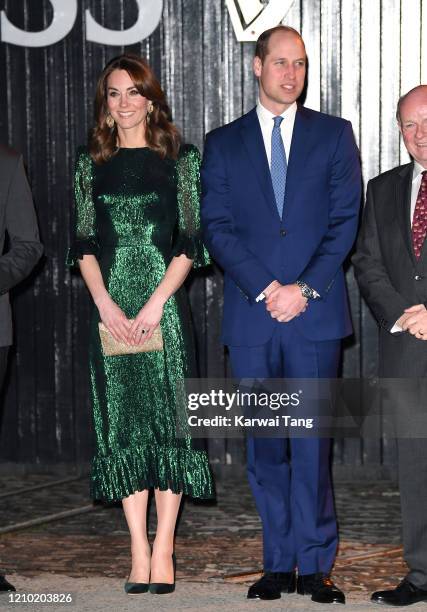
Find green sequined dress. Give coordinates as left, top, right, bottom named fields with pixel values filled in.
left=68, top=144, right=214, bottom=502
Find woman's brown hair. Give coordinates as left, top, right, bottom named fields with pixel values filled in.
left=89, top=54, right=181, bottom=164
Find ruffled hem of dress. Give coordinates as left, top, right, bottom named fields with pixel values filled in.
left=90, top=442, right=215, bottom=502
left=171, top=234, right=210, bottom=269
left=66, top=238, right=100, bottom=267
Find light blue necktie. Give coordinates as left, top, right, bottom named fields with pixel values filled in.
left=271, top=116, right=287, bottom=218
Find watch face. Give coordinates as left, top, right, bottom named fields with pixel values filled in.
left=302, top=285, right=312, bottom=299
left=297, top=281, right=313, bottom=299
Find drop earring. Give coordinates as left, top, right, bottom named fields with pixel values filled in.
left=106, top=114, right=115, bottom=128
left=146, top=102, right=154, bottom=122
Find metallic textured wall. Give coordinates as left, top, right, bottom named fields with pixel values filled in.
left=0, top=0, right=425, bottom=468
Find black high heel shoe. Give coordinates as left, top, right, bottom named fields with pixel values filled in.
left=124, top=580, right=149, bottom=594
left=149, top=553, right=176, bottom=595
left=124, top=547, right=151, bottom=593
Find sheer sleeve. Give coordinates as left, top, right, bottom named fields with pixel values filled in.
left=66, top=147, right=99, bottom=267
left=171, top=144, right=210, bottom=269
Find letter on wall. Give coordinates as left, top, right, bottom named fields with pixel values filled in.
left=1, top=0, right=77, bottom=47
left=86, top=0, right=163, bottom=46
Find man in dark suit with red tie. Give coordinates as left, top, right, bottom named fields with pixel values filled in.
left=353, top=85, right=427, bottom=607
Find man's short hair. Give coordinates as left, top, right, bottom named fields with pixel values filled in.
left=396, top=86, right=427, bottom=122
left=396, top=92, right=407, bottom=123
left=255, top=25, right=305, bottom=63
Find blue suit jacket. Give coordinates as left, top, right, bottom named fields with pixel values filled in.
left=201, top=105, right=361, bottom=347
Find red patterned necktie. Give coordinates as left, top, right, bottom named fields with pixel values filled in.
left=412, top=170, right=427, bottom=258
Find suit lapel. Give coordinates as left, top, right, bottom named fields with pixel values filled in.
left=239, top=108, right=280, bottom=220
left=281, top=105, right=312, bottom=220
left=395, top=163, right=415, bottom=264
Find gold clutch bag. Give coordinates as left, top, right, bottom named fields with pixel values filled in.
left=98, top=323, right=163, bottom=356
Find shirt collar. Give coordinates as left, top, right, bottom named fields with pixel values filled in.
left=256, top=99, right=298, bottom=128
left=413, top=161, right=427, bottom=181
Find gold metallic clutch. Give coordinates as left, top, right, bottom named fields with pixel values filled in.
left=98, top=322, right=163, bottom=356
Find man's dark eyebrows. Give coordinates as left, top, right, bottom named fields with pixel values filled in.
left=272, top=56, right=306, bottom=61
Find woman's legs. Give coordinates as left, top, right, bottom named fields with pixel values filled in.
left=151, top=489, right=183, bottom=583
left=122, top=490, right=151, bottom=582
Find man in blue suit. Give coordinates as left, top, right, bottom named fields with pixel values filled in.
left=201, top=25, right=361, bottom=604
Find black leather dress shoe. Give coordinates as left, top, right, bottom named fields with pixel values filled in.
left=297, top=573, right=345, bottom=604
left=371, top=579, right=427, bottom=606
left=0, top=575, right=16, bottom=592
left=247, top=571, right=296, bottom=600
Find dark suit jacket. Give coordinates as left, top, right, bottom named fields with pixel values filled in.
left=353, top=162, right=427, bottom=376
left=201, top=105, right=361, bottom=346
left=0, top=145, right=43, bottom=346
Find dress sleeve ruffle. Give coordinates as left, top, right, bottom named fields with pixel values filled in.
left=171, top=231, right=210, bottom=269
left=66, top=237, right=100, bottom=267
left=67, top=146, right=99, bottom=268
left=172, top=144, right=211, bottom=269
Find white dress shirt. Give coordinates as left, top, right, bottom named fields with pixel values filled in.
left=391, top=161, right=427, bottom=333
left=256, top=100, right=297, bottom=166
left=410, top=161, right=427, bottom=222
left=254, top=100, right=314, bottom=303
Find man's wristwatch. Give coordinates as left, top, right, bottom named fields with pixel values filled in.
left=296, top=280, right=319, bottom=300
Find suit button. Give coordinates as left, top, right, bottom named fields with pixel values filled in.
left=280, top=229, right=286, bottom=237
left=415, top=275, right=423, bottom=281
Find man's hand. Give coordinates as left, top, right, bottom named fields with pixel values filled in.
left=401, top=304, right=427, bottom=339
left=394, top=312, right=412, bottom=330
left=263, top=280, right=282, bottom=298
left=265, top=283, right=308, bottom=322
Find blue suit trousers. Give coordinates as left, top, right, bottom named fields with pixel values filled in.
left=228, top=321, right=340, bottom=575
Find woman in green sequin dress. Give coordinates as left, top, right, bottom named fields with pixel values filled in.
left=68, top=54, right=213, bottom=590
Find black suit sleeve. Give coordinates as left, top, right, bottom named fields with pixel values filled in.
left=0, top=155, right=43, bottom=294
left=352, top=179, right=410, bottom=332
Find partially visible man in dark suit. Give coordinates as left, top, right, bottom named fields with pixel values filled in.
left=353, top=85, right=427, bottom=607
left=0, top=144, right=43, bottom=592
left=201, top=25, right=361, bottom=604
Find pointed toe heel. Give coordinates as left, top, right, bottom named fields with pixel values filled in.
left=149, top=553, right=176, bottom=595
left=124, top=581, right=149, bottom=594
